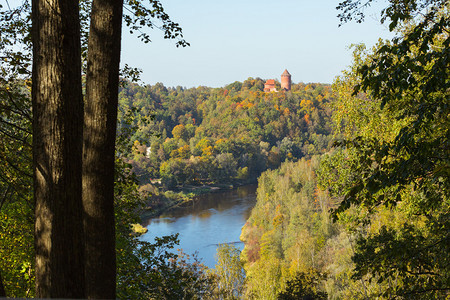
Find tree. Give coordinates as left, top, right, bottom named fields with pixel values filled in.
left=82, top=0, right=123, bottom=298
left=214, top=243, right=245, bottom=299
left=82, top=0, right=189, bottom=296
left=0, top=274, right=5, bottom=297
left=172, top=124, right=188, bottom=141
left=30, top=0, right=189, bottom=297
left=3, top=0, right=189, bottom=296
left=31, top=0, right=85, bottom=297
left=277, top=269, right=327, bottom=300
left=327, top=1, right=450, bottom=297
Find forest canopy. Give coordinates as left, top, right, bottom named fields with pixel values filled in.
left=119, top=79, right=335, bottom=192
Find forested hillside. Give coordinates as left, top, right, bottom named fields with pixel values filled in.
left=241, top=157, right=386, bottom=299
left=240, top=4, right=449, bottom=297
left=118, top=79, right=334, bottom=193
left=241, top=158, right=334, bottom=299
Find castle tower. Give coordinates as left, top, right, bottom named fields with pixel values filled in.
left=281, top=69, right=291, bottom=91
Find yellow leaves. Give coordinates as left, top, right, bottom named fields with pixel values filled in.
left=272, top=213, right=284, bottom=227
left=159, top=160, right=169, bottom=173
left=287, top=258, right=299, bottom=275
left=304, top=84, right=314, bottom=92
left=0, top=203, right=34, bottom=297
left=171, top=144, right=190, bottom=159
left=272, top=204, right=285, bottom=227
left=130, top=223, right=148, bottom=235
left=202, top=145, right=213, bottom=156
left=235, top=99, right=254, bottom=110
left=300, top=99, right=313, bottom=108
left=214, top=138, right=229, bottom=152
left=195, top=137, right=213, bottom=157
left=237, top=166, right=249, bottom=180
left=215, top=138, right=227, bottom=145
left=172, top=124, right=187, bottom=141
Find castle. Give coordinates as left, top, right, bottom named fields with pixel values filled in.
left=264, top=69, right=291, bottom=92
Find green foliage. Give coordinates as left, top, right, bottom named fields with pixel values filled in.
left=0, top=78, right=34, bottom=297
left=172, top=124, right=188, bottom=141
left=0, top=84, right=214, bottom=299
left=352, top=218, right=450, bottom=299
left=0, top=0, right=193, bottom=297
left=320, top=2, right=450, bottom=298
left=115, top=109, right=215, bottom=299
left=214, top=244, right=245, bottom=299
left=241, top=158, right=339, bottom=298
left=117, top=232, right=214, bottom=299
left=236, top=166, right=249, bottom=180
left=0, top=199, right=34, bottom=297
left=243, top=153, right=428, bottom=298
left=118, top=80, right=335, bottom=194
left=123, top=0, right=189, bottom=47
left=277, top=269, right=328, bottom=300
left=0, top=1, right=31, bottom=79
left=334, top=0, right=449, bottom=216
left=337, top=0, right=448, bottom=30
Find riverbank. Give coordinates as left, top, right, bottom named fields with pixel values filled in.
left=141, top=181, right=256, bottom=219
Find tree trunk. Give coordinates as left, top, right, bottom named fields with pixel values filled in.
left=83, top=0, right=123, bottom=298
left=0, top=270, right=6, bottom=297
left=31, top=0, right=85, bottom=298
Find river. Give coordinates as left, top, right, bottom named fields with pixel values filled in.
left=141, top=185, right=257, bottom=268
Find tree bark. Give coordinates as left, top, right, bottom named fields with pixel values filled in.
left=32, top=0, right=85, bottom=298
left=83, top=0, right=123, bottom=298
left=0, top=270, right=6, bottom=297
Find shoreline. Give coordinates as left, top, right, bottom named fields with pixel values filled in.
left=140, top=180, right=256, bottom=220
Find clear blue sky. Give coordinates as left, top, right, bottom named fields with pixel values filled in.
left=121, top=0, right=393, bottom=88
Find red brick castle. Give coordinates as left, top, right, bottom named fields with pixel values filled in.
left=264, top=69, right=291, bottom=92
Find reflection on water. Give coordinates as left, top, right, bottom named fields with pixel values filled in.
left=141, top=185, right=257, bottom=268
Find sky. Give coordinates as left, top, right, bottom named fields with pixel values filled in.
left=120, top=0, right=394, bottom=88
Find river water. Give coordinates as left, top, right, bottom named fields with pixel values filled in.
left=141, top=185, right=257, bottom=268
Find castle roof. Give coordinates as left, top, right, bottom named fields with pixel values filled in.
left=282, top=69, right=291, bottom=76
left=265, top=79, right=275, bottom=85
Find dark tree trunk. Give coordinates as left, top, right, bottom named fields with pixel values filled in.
left=0, top=270, right=6, bottom=297
left=83, top=0, right=123, bottom=298
left=31, top=0, right=85, bottom=298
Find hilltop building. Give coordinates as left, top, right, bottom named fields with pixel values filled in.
left=264, top=69, right=292, bottom=92
left=281, top=69, right=291, bottom=91
left=264, top=79, right=276, bottom=92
